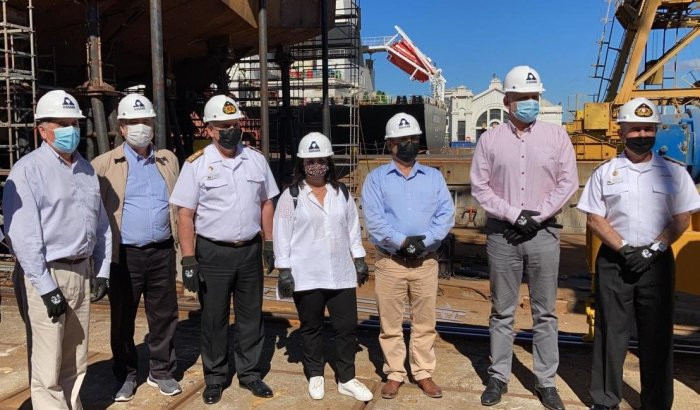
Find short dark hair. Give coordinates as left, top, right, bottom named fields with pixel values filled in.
left=290, top=156, right=340, bottom=191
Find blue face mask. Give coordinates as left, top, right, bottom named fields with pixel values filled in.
left=52, top=126, right=80, bottom=153
left=513, top=99, right=540, bottom=123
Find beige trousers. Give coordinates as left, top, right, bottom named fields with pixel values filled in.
left=374, top=256, right=439, bottom=382
left=17, top=260, right=91, bottom=410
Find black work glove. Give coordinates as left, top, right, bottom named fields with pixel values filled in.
left=503, top=227, right=536, bottom=245
left=263, top=240, right=275, bottom=274
left=513, top=210, right=541, bottom=236
left=354, top=257, right=369, bottom=286
left=41, top=288, right=67, bottom=319
left=90, top=277, right=109, bottom=302
left=181, top=256, right=201, bottom=292
left=277, top=268, right=294, bottom=298
left=399, top=235, right=427, bottom=257
left=619, top=244, right=661, bottom=274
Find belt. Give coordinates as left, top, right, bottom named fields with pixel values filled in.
left=198, top=233, right=261, bottom=248
left=51, top=256, right=89, bottom=265
left=122, top=237, right=174, bottom=250
left=486, top=217, right=559, bottom=233
left=376, top=247, right=437, bottom=265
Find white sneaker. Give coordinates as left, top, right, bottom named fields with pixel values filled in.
left=338, top=378, right=373, bottom=401
left=308, top=376, right=325, bottom=400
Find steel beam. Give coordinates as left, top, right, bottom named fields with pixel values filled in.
left=634, top=27, right=700, bottom=87
left=321, top=0, right=330, bottom=137
left=259, top=0, right=269, bottom=159
left=86, top=0, right=109, bottom=154
left=150, top=0, right=166, bottom=150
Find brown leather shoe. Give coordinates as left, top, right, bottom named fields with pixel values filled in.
left=416, top=377, right=443, bottom=398
left=381, top=380, right=402, bottom=399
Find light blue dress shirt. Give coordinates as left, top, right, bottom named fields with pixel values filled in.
left=2, top=144, right=112, bottom=295
left=120, top=144, right=171, bottom=246
left=361, top=160, right=455, bottom=254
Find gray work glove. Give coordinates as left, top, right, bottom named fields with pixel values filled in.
left=513, top=210, right=541, bottom=236
left=277, top=268, right=294, bottom=298
left=399, top=235, right=426, bottom=257
left=354, top=257, right=369, bottom=286
left=41, top=288, right=67, bottom=319
left=181, top=256, right=201, bottom=292
left=263, top=240, right=275, bottom=274
left=90, top=277, right=109, bottom=302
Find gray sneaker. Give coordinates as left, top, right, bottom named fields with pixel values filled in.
left=113, top=379, right=136, bottom=402
left=147, top=375, right=182, bottom=396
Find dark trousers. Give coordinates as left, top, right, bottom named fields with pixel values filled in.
left=109, top=240, right=178, bottom=382
left=293, top=288, right=358, bottom=383
left=196, top=235, right=264, bottom=386
left=590, top=245, right=675, bottom=410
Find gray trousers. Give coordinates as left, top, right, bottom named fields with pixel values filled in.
left=485, top=220, right=560, bottom=387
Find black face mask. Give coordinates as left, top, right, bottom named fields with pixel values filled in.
left=395, top=141, right=419, bottom=163
left=625, top=137, right=655, bottom=155
left=218, top=127, right=242, bottom=150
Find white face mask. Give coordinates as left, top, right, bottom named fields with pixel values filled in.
left=125, top=123, right=153, bottom=148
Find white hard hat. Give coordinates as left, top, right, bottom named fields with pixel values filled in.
left=385, top=112, right=422, bottom=139
left=503, top=65, right=545, bottom=94
left=203, top=94, right=244, bottom=122
left=35, top=90, right=85, bottom=120
left=297, top=132, right=333, bottom=158
left=117, top=93, right=156, bottom=119
left=616, top=97, right=660, bottom=123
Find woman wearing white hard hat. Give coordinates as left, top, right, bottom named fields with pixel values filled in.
left=272, top=132, right=373, bottom=402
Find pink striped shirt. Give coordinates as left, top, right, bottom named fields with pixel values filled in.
left=470, top=121, right=578, bottom=224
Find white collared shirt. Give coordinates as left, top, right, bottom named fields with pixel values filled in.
left=169, top=144, right=279, bottom=242
left=577, top=153, right=700, bottom=246
left=273, top=182, right=366, bottom=291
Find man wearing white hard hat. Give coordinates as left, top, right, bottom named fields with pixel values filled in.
left=170, top=94, right=279, bottom=404
left=578, top=98, right=700, bottom=410
left=2, top=90, right=112, bottom=409
left=273, top=132, right=373, bottom=402
left=470, top=66, right=577, bottom=409
left=362, top=112, right=455, bottom=399
left=92, top=93, right=182, bottom=400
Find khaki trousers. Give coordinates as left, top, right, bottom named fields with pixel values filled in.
left=374, top=256, right=438, bottom=382
left=16, top=260, right=91, bottom=410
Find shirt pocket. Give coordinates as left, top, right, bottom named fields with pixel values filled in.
left=601, top=182, right=628, bottom=209
left=652, top=177, right=677, bottom=213
left=202, top=178, right=228, bottom=190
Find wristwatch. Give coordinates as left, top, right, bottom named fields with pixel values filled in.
left=650, top=241, right=668, bottom=252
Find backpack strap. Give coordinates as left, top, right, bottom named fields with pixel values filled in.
left=338, top=182, right=350, bottom=202
left=289, top=184, right=300, bottom=209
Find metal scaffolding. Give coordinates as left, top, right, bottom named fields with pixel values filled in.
left=0, top=0, right=36, bottom=177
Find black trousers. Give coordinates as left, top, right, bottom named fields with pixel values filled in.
left=109, top=240, right=178, bottom=382
left=590, top=245, right=675, bottom=410
left=293, top=288, right=358, bottom=383
left=196, top=235, right=264, bottom=385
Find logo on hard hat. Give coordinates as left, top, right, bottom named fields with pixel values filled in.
left=133, top=99, right=145, bottom=110
left=526, top=72, right=537, bottom=83
left=222, top=101, right=237, bottom=115
left=62, top=97, right=75, bottom=109
left=398, top=118, right=410, bottom=128
left=308, top=141, right=320, bottom=152
left=634, top=103, right=653, bottom=118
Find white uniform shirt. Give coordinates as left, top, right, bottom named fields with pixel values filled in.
left=273, top=183, right=366, bottom=292
left=169, top=144, right=279, bottom=242
left=2, top=144, right=112, bottom=295
left=577, top=153, right=700, bottom=246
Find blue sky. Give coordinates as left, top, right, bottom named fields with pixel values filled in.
left=359, top=1, right=613, bottom=113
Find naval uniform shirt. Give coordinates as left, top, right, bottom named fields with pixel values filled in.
left=577, top=153, right=700, bottom=246
left=169, top=144, right=279, bottom=243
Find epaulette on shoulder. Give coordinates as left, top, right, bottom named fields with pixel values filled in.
left=186, top=149, right=204, bottom=163
left=662, top=155, right=686, bottom=167
left=245, top=144, right=263, bottom=155
left=593, top=158, right=613, bottom=172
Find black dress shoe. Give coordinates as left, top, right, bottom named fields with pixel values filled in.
left=240, top=379, right=273, bottom=398
left=202, top=384, right=222, bottom=405
left=535, top=386, right=565, bottom=410
left=481, top=377, right=508, bottom=406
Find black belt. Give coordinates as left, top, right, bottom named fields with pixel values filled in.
left=198, top=233, right=261, bottom=248
left=486, top=217, right=559, bottom=233
left=122, top=237, right=174, bottom=250
left=51, top=256, right=89, bottom=265
left=376, top=247, right=437, bottom=264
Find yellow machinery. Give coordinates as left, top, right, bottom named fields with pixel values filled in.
left=579, top=0, right=700, bottom=339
